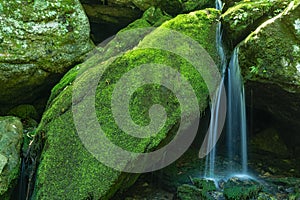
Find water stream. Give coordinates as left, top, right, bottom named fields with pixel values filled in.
left=227, top=47, right=248, bottom=174
left=201, top=0, right=248, bottom=179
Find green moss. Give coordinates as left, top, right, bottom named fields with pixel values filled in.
left=222, top=0, right=291, bottom=46
left=223, top=178, right=262, bottom=200
left=32, top=8, right=219, bottom=200
left=177, top=184, right=203, bottom=200
left=161, top=9, right=220, bottom=64
left=239, top=0, right=300, bottom=92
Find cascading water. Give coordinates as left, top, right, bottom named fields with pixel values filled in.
left=201, top=0, right=227, bottom=179
left=226, top=47, right=248, bottom=174
left=200, top=0, right=248, bottom=178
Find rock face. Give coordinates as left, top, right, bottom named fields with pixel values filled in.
left=0, top=0, right=94, bottom=112
left=0, top=116, right=23, bottom=200
left=31, top=9, right=220, bottom=200
left=238, top=0, right=300, bottom=153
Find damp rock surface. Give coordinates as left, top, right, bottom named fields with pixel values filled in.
left=0, top=0, right=94, bottom=111
left=0, top=116, right=23, bottom=200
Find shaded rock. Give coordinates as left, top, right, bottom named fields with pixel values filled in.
left=250, top=128, right=289, bottom=157
left=0, top=116, right=23, bottom=200
left=8, top=104, right=39, bottom=121
left=238, top=0, right=300, bottom=154
left=0, top=0, right=94, bottom=111
left=222, top=0, right=291, bottom=47
left=31, top=9, right=220, bottom=200
left=81, top=0, right=214, bottom=44
left=82, top=3, right=141, bottom=25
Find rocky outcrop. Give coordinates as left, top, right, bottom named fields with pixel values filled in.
left=0, top=0, right=94, bottom=112
left=31, top=9, right=220, bottom=200
left=238, top=0, right=300, bottom=154
left=222, top=0, right=291, bottom=47
left=0, top=117, right=23, bottom=200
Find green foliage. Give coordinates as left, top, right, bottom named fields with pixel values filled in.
left=249, top=65, right=259, bottom=74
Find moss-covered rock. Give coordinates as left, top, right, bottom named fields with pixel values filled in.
left=222, top=0, right=292, bottom=47
left=0, top=116, right=23, bottom=200
left=238, top=0, right=300, bottom=154
left=223, top=177, right=262, bottom=200
left=0, top=0, right=94, bottom=112
left=31, top=9, right=220, bottom=200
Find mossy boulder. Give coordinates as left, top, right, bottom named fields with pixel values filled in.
left=0, top=116, right=23, bottom=200
left=31, top=9, right=220, bottom=200
left=0, top=0, right=94, bottom=112
left=222, top=0, right=292, bottom=47
left=238, top=0, right=300, bottom=153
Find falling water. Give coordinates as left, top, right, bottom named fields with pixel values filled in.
left=201, top=0, right=227, bottom=178
left=200, top=0, right=248, bottom=178
left=227, top=47, right=248, bottom=174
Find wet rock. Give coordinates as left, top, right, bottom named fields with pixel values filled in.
left=238, top=0, right=300, bottom=156
left=0, top=116, right=23, bottom=200
left=0, top=0, right=94, bottom=111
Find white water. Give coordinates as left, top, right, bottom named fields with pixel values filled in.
left=201, top=0, right=248, bottom=178
left=202, top=3, right=227, bottom=178
left=227, top=48, right=248, bottom=174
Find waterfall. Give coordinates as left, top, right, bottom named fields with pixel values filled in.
left=200, top=1, right=227, bottom=179
left=200, top=0, right=248, bottom=178
left=227, top=48, right=248, bottom=174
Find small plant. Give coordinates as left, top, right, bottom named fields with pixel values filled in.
left=250, top=66, right=259, bottom=74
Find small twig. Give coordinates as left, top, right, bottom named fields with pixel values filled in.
left=188, top=175, right=195, bottom=185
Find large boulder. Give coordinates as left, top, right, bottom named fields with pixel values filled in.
left=0, top=0, right=94, bottom=113
left=0, top=116, right=23, bottom=200
left=238, top=0, right=300, bottom=154
left=31, top=9, right=220, bottom=200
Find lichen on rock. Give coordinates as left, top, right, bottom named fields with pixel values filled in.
left=0, top=0, right=94, bottom=111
